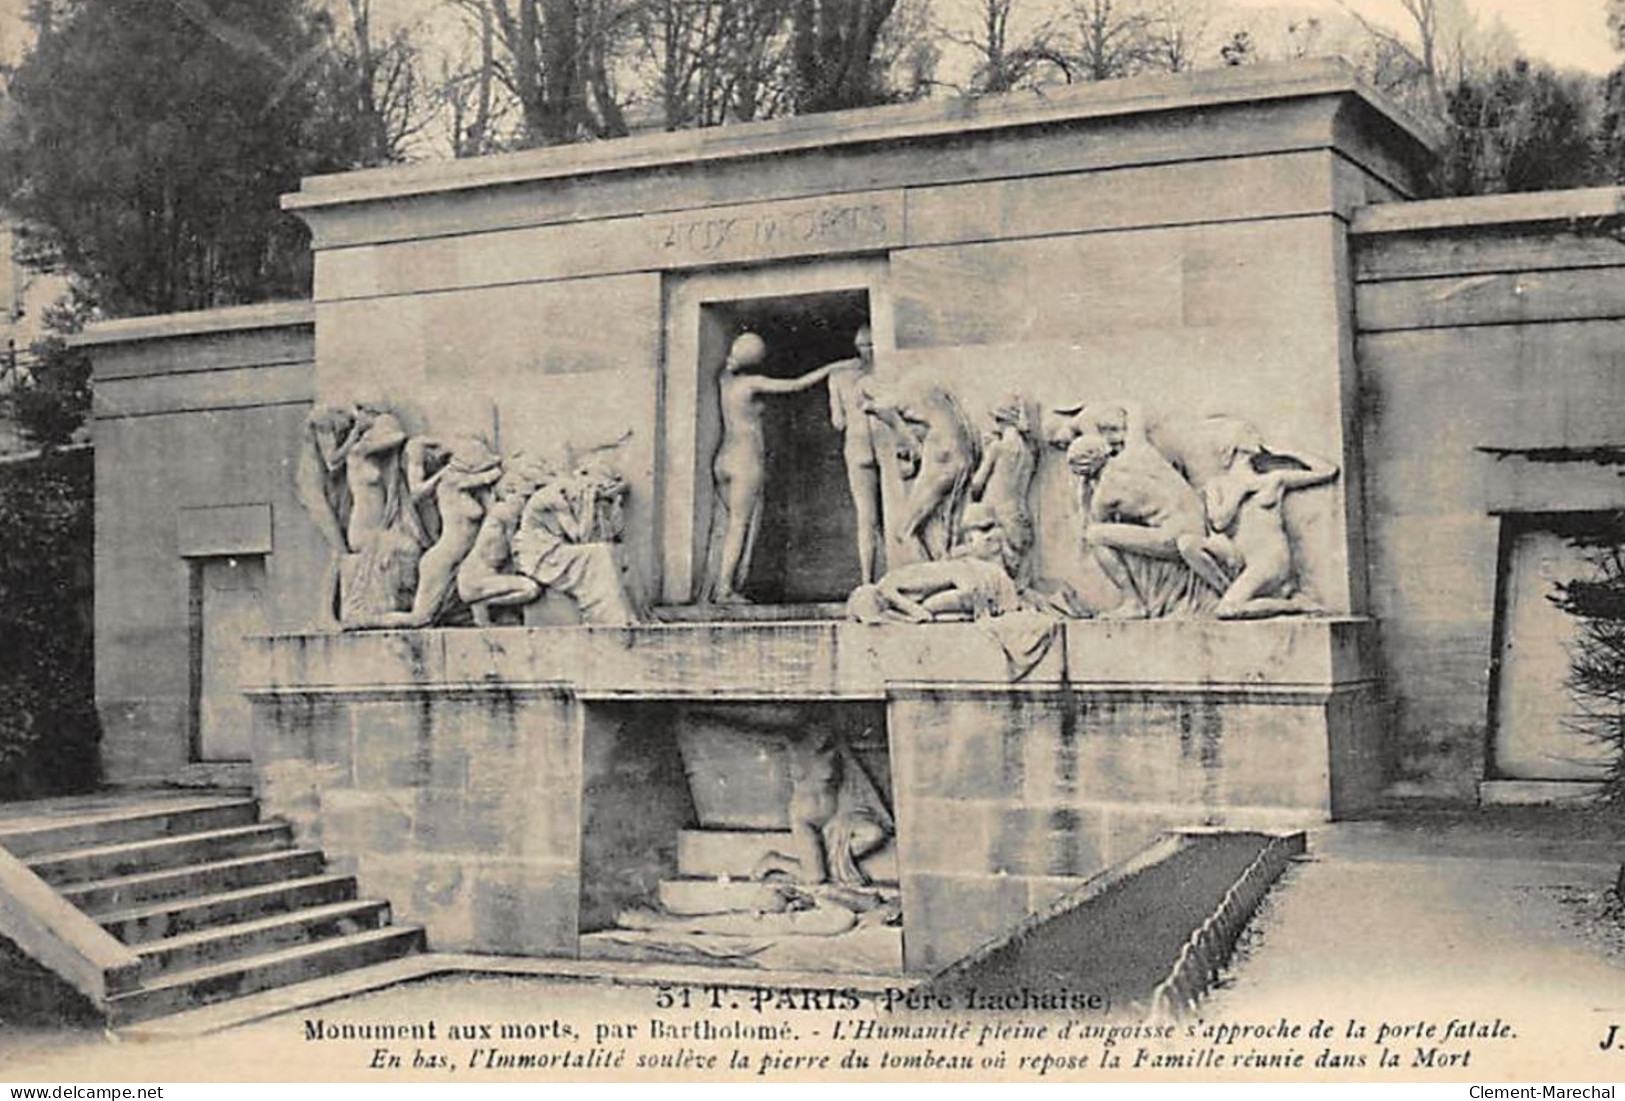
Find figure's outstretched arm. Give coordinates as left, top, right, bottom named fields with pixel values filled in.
left=752, top=361, right=840, bottom=395
left=1272, top=449, right=1340, bottom=492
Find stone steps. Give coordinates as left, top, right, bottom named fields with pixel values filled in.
left=135, top=899, right=392, bottom=978
left=27, top=823, right=294, bottom=886
left=61, top=850, right=329, bottom=914
left=0, top=798, right=259, bottom=858
left=97, top=874, right=361, bottom=945
left=0, top=793, right=425, bottom=1026
left=676, top=829, right=898, bottom=882
left=106, top=925, right=426, bottom=1025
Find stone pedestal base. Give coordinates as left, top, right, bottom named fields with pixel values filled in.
left=246, top=617, right=1380, bottom=973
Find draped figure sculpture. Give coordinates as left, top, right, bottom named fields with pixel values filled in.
left=512, top=460, right=642, bottom=626
left=703, top=332, right=841, bottom=604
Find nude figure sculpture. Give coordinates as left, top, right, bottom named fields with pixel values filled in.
left=337, top=409, right=433, bottom=627
left=825, top=325, right=886, bottom=584
left=456, top=464, right=547, bottom=625
left=293, top=403, right=359, bottom=627
left=347, top=436, right=503, bottom=629
left=1201, top=446, right=1339, bottom=619
left=1065, top=405, right=1230, bottom=619
left=970, top=394, right=1039, bottom=585
left=704, top=332, right=840, bottom=604
left=751, top=728, right=893, bottom=887
left=862, top=375, right=978, bottom=563
left=846, top=504, right=1021, bottom=624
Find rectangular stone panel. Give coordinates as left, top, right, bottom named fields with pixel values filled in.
left=176, top=504, right=273, bottom=558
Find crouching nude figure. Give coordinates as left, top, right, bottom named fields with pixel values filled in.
left=1202, top=445, right=1340, bottom=619
left=1066, top=405, right=1229, bottom=618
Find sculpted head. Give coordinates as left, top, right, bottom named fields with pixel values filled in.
left=725, top=332, right=768, bottom=373
left=447, top=435, right=500, bottom=475
left=307, top=403, right=355, bottom=437
left=989, top=393, right=1030, bottom=434
left=853, top=325, right=874, bottom=365
left=1066, top=433, right=1113, bottom=479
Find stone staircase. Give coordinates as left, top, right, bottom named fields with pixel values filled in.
left=0, top=795, right=423, bottom=1026
left=582, top=827, right=903, bottom=974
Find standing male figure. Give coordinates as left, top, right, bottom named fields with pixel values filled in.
left=826, top=325, right=885, bottom=584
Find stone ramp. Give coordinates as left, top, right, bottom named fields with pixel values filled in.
left=923, top=830, right=1304, bottom=1016
left=0, top=792, right=423, bottom=1027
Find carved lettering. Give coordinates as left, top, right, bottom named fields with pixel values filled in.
left=654, top=202, right=893, bottom=258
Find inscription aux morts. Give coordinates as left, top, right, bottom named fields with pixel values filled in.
left=654, top=196, right=901, bottom=264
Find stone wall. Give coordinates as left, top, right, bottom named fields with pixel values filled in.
left=1353, top=189, right=1625, bottom=798
left=79, top=304, right=317, bottom=783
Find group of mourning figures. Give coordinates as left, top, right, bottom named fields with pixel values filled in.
left=708, top=327, right=1339, bottom=625
left=295, top=403, right=643, bottom=630
left=295, top=331, right=1337, bottom=630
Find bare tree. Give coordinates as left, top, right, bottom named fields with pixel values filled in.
left=941, top=0, right=1070, bottom=93
left=634, top=0, right=794, bottom=129
left=1067, top=0, right=1156, bottom=82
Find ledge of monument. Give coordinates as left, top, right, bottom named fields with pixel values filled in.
left=245, top=615, right=1376, bottom=698
left=283, top=59, right=1434, bottom=213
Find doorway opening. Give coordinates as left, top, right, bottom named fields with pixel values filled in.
left=1489, top=512, right=1615, bottom=782
left=696, top=289, right=870, bottom=605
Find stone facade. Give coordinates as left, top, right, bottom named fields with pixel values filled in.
left=78, top=60, right=1625, bottom=971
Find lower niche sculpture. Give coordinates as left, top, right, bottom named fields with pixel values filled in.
left=293, top=404, right=642, bottom=629
left=609, top=722, right=902, bottom=955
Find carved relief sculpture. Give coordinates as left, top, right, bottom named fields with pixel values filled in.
left=456, top=463, right=547, bottom=625
left=345, top=436, right=503, bottom=629
left=862, top=374, right=978, bottom=563
left=513, top=460, right=643, bottom=626
left=753, top=728, right=894, bottom=887
left=846, top=504, right=1021, bottom=624
left=1201, top=445, right=1339, bottom=619
left=338, top=409, right=431, bottom=628
left=293, top=403, right=357, bottom=627
left=1064, top=404, right=1230, bottom=619
left=703, top=332, right=841, bottom=604
left=970, top=393, right=1039, bottom=586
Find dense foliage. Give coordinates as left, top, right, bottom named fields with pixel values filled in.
left=1551, top=519, right=1625, bottom=811
left=0, top=447, right=97, bottom=800
left=2, top=0, right=377, bottom=316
